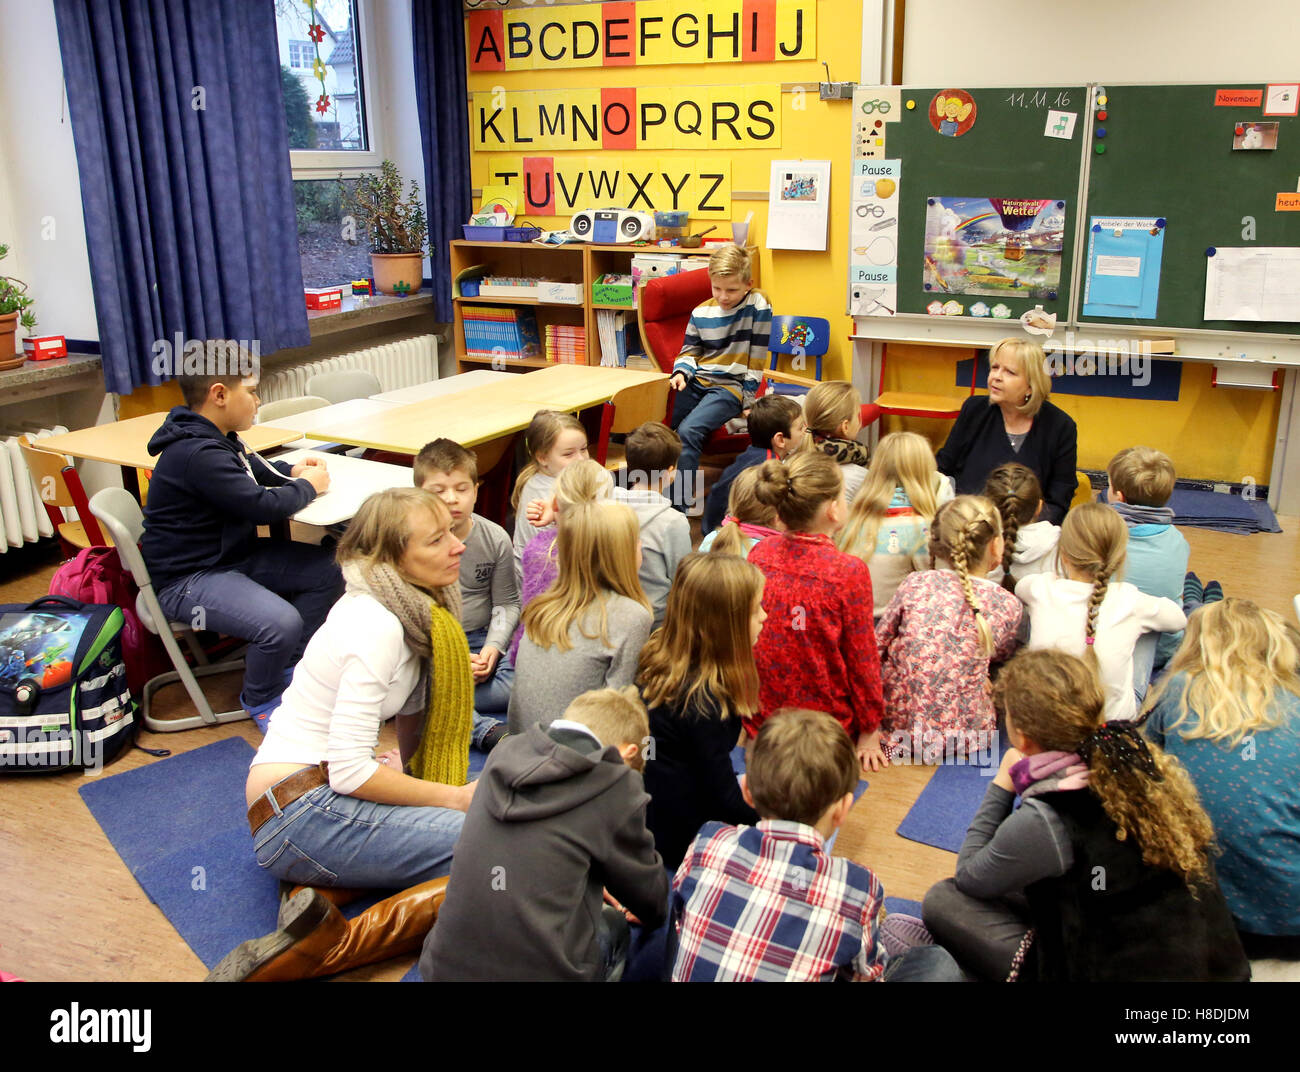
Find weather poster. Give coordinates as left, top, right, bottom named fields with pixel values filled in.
left=923, top=196, right=1066, bottom=299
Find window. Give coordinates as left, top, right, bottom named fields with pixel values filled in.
left=275, top=0, right=372, bottom=162
left=276, top=0, right=383, bottom=287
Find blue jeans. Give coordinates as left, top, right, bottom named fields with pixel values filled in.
left=465, top=626, right=514, bottom=716
left=669, top=379, right=743, bottom=512
left=157, top=540, right=343, bottom=708
left=252, top=779, right=464, bottom=889
left=597, top=905, right=632, bottom=982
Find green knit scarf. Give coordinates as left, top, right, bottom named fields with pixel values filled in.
left=341, top=561, right=475, bottom=786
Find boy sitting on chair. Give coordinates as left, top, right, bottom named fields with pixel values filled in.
left=668, top=244, right=771, bottom=514
left=141, top=341, right=342, bottom=731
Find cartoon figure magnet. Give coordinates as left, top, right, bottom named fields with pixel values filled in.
left=930, top=90, right=977, bottom=137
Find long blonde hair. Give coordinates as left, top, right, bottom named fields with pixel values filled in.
left=929, top=495, right=1002, bottom=656
left=637, top=553, right=763, bottom=721
left=996, top=649, right=1213, bottom=886
left=522, top=501, right=648, bottom=651
left=512, top=410, right=586, bottom=508
left=803, top=380, right=861, bottom=437
left=1143, top=598, right=1300, bottom=747
left=838, top=432, right=940, bottom=557
left=337, top=487, right=460, bottom=614
left=1058, top=503, right=1128, bottom=672
left=711, top=467, right=780, bottom=556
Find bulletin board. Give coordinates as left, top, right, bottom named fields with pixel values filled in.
left=1080, top=83, right=1300, bottom=335
left=852, top=85, right=1088, bottom=321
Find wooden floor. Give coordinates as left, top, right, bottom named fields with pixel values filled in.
left=2, top=513, right=1297, bottom=982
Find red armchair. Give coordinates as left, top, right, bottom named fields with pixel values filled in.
left=636, top=269, right=751, bottom=459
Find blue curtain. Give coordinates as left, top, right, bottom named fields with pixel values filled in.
left=412, top=0, right=471, bottom=324
left=53, top=0, right=309, bottom=395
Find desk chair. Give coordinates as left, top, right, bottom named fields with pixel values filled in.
left=863, top=342, right=978, bottom=427
left=89, top=488, right=248, bottom=733
left=768, top=315, right=829, bottom=382
left=593, top=379, right=674, bottom=471
left=257, top=395, right=330, bottom=423
left=305, top=370, right=381, bottom=405
left=18, top=435, right=109, bottom=555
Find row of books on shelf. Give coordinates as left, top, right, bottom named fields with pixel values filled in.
left=462, top=304, right=651, bottom=367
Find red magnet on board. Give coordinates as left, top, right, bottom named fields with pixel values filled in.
left=1235, top=125, right=1244, bottom=135
left=1097, top=110, right=1107, bottom=121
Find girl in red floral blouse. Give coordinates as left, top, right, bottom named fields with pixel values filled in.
left=747, top=453, right=888, bottom=773
left=876, top=495, right=1022, bottom=762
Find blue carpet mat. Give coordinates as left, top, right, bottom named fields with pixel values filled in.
left=895, top=762, right=996, bottom=853
left=80, top=736, right=494, bottom=973
left=885, top=897, right=923, bottom=917
left=1170, top=488, right=1282, bottom=534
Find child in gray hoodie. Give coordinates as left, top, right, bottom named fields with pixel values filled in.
left=611, top=422, right=692, bottom=627
left=420, top=688, right=668, bottom=982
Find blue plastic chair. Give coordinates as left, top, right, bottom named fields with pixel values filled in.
left=768, top=315, right=829, bottom=381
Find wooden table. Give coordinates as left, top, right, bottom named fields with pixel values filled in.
left=276, top=449, right=416, bottom=527
left=257, top=397, right=401, bottom=439
left=38, top=412, right=302, bottom=500
left=370, top=369, right=514, bottom=405
left=491, top=364, right=668, bottom=412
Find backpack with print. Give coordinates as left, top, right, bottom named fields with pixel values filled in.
left=0, top=596, right=136, bottom=773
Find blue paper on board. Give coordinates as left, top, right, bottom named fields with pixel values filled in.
left=1083, top=216, right=1166, bottom=319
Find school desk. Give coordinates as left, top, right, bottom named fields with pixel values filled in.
left=38, top=412, right=302, bottom=501
left=369, top=369, right=515, bottom=404
left=490, top=364, right=669, bottom=412
left=254, top=397, right=401, bottom=440
left=275, top=449, right=416, bottom=527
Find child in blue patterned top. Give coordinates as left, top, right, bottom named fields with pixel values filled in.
left=1143, top=598, right=1300, bottom=957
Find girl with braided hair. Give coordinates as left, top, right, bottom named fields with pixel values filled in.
left=923, top=648, right=1249, bottom=982
left=876, top=495, right=1022, bottom=761
left=1017, top=502, right=1183, bottom=722
left=981, top=462, right=1059, bottom=590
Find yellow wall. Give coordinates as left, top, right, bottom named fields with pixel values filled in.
left=465, top=0, right=862, bottom=380
left=879, top=345, right=1281, bottom=485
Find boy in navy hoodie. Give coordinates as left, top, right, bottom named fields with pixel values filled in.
left=141, top=344, right=342, bottom=729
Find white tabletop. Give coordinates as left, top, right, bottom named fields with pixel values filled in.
left=369, top=369, right=515, bottom=404
left=282, top=449, right=415, bottom=527
left=260, top=397, right=402, bottom=438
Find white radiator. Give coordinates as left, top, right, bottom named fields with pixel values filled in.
left=0, top=427, right=70, bottom=552
left=258, top=335, right=440, bottom=404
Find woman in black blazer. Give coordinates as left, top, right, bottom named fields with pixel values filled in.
left=936, top=338, right=1078, bottom=524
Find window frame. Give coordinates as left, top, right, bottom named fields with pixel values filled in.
left=287, top=0, right=383, bottom=178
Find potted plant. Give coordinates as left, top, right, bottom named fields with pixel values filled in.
left=342, top=161, right=429, bottom=296
left=0, top=243, right=37, bottom=365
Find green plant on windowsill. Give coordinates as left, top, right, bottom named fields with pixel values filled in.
left=341, top=160, right=429, bottom=256
left=0, top=244, right=37, bottom=331
left=0, top=243, right=37, bottom=361
left=340, top=162, right=429, bottom=297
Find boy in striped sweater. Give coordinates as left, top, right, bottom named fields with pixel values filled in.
left=668, top=244, right=772, bottom=513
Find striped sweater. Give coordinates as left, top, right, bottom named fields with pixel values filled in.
left=673, top=290, right=772, bottom=405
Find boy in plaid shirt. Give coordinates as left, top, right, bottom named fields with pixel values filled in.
left=669, top=708, right=962, bottom=982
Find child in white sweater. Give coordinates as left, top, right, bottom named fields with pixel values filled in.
left=1017, top=503, right=1184, bottom=722
left=982, top=462, right=1060, bottom=589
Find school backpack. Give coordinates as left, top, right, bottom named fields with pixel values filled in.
left=49, top=546, right=170, bottom=699
left=0, top=595, right=136, bottom=773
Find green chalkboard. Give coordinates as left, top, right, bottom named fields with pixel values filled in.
left=1081, top=83, right=1300, bottom=334
left=877, top=85, right=1088, bottom=319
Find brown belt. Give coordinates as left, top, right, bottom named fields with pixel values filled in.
left=247, top=762, right=329, bottom=835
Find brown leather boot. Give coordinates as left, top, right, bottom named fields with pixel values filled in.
left=207, top=878, right=449, bottom=982
left=276, top=882, right=364, bottom=926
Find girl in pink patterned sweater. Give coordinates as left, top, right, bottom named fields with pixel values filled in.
left=876, top=495, right=1022, bottom=762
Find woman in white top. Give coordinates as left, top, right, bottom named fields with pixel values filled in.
left=1017, top=502, right=1185, bottom=722
left=210, top=488, right=477, bottom=981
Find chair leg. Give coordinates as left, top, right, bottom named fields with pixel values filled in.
left=143, top=616, right=248, bottom=732
left=180, top=629, right=210, bottom=666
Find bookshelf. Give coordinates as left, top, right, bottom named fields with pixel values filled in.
left=448, top=240, right=758, bottom=372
